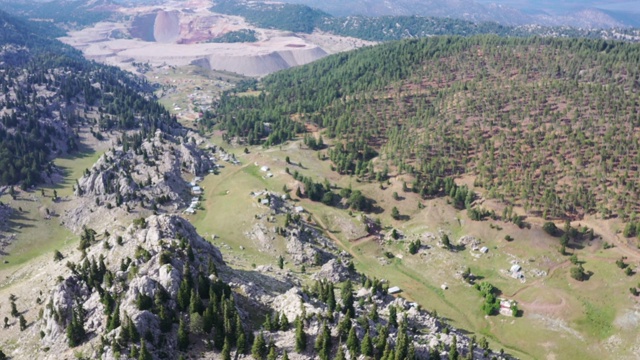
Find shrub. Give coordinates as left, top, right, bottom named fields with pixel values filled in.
left=570, top=266, right=586, bottom=281
left=543, top=222, right=560, bottom=236
left=53, top=250, right=64, bottom=262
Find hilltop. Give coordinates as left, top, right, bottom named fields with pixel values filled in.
left=214, top=35, right=640, bottom=228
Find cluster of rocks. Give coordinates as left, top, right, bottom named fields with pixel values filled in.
left=40, top=215, right=225, bottom=358
left=64, top=131, right=213, bottom=231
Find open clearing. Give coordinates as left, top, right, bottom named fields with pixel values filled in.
left=0, top=130, right=108, bottom=275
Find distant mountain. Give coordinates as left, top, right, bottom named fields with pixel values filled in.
left=211, top=0, right=640, bottom=43
left=278, top=0, right=636, bottom=28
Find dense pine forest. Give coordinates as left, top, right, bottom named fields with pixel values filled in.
left=214, top=35, right=640, bottom=230
left=0, top=10, right=177, bottom=188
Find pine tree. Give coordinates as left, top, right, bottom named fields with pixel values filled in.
left=341, top=280, right=355, bottom=318
left=389, top=306, right=397, bottom=328
left=251, top=332, right=267, bottom=359
left=263, top=313, right=273, bottom=331
left=327, top=283, right=336, bottom=312
left=282, top=350, right=290, bottom=360
left=177, top=318, right=189, bottom=351
left=189, top=289, right=203, bottom=315
left=267, top=345, right=277, bottom=360
left=449, top=335, right=459, bottom=360
left=375, top=324, right=389, bottom=355
left=203, top=305, right=214, bottom=334
left=346, top=327, right=359, bottom=356
left=125, top=315, right=140, bottom=343
left=177, top=278, right=191, bottom=312
left=337, top=314, right=351, bottom=341
left=107, top=303, right=121, bottom=331
left=222, top=336, right=231, bottom=360
left=335, top=345, right=346, bottom=360
left=279, top=313, right=289, bottom=331
left=138, top=340, right=152, bottom=360
left=295, top=316, right=306, bottom=352
left=236, top=314, right=247, bottom=353
left=66, top=304, right=86, bottom=348
left=361, top=330, right=373, bottom=357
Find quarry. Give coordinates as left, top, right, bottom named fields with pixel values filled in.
left=59, top=0, right=373, bottom=77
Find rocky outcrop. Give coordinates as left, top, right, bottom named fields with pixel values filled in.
left=312, top=259, right=353, bottom=283
left=39, top=215, right=226, bottom=358
left=66, top=131, right=213, bottom=231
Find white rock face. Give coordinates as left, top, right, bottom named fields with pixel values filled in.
left=312, top=259, right=352, bottom=283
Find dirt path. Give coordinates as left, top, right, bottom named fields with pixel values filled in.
left=509, top=259, right=569, bottom=298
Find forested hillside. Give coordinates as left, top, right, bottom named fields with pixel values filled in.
left=211, top=0, right=640, bottom=42
left=215, top=36, right=640, bottom=229
left=0, top=0, right=113, bottom=30
left=0, top=10, right=177, bottom=187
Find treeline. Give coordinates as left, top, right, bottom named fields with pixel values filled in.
left=0, top=0, right=112, bottom=30
left=215, top=35, right=640, bottom=224
left=208, top=29, right=258, bottom=43
left=288, top=168, right=374, bottom=212
left=0, top=10, right=177, bottom=188
left=211, top=0, right=328, bottom=33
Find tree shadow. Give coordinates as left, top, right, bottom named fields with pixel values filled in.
left=584, top=271, right=594, bottom=281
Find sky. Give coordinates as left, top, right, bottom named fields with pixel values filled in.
left=475, top=0, right=640, bottom=13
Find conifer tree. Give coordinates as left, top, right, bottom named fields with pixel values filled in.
left=267, top=344, right=277, bottom=360
left=389, top=306, right=397, bottom=328
left=177, top=318, right=189, bottom=351
left=66, top=304, right=86, bottom=347
left=279, top=313, right=289, bottom=331
left=327, top=283, right=336, bottom=312
left=341, top=280, right=355, bottom=318
left=346, top=327, right=359, bottom=356
left=139, top=340, right=152, bottom=360
left=361, top=329, right=373, bottom=357
left=222, top=336, right=231, bottom=360
left=251, top=332, right=267, bottom=359
left=449, top=335, right=459, bottom=360
left=335, top=345, right=346, bottom=360
left=295, top=316, right=306, bottom=352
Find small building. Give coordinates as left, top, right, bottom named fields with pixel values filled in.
left=480, top=246, right=489, bottom=254
left=510, top=264, right=522, bottom=273
left=266, top=173, right=273, bottom=178
left=260, top=166, right=270, bottom=172
left=294, top=206, right=305, bottom=213
left=441, top=284, right=448, bottom=290
left=184, top=208, right=195, bottom=215
left=499, top=298, right=516, bottom=317
left=191, top=186, right=202, bottom=196
left=388, top=286, right=402, bottom=295
left=261, top=199, right=270, bottom=205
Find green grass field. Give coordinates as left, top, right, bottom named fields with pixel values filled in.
left=0, top=144, right=105, bottom=273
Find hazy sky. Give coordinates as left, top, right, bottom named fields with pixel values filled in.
left=475, top=0, right=640, bottom=13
